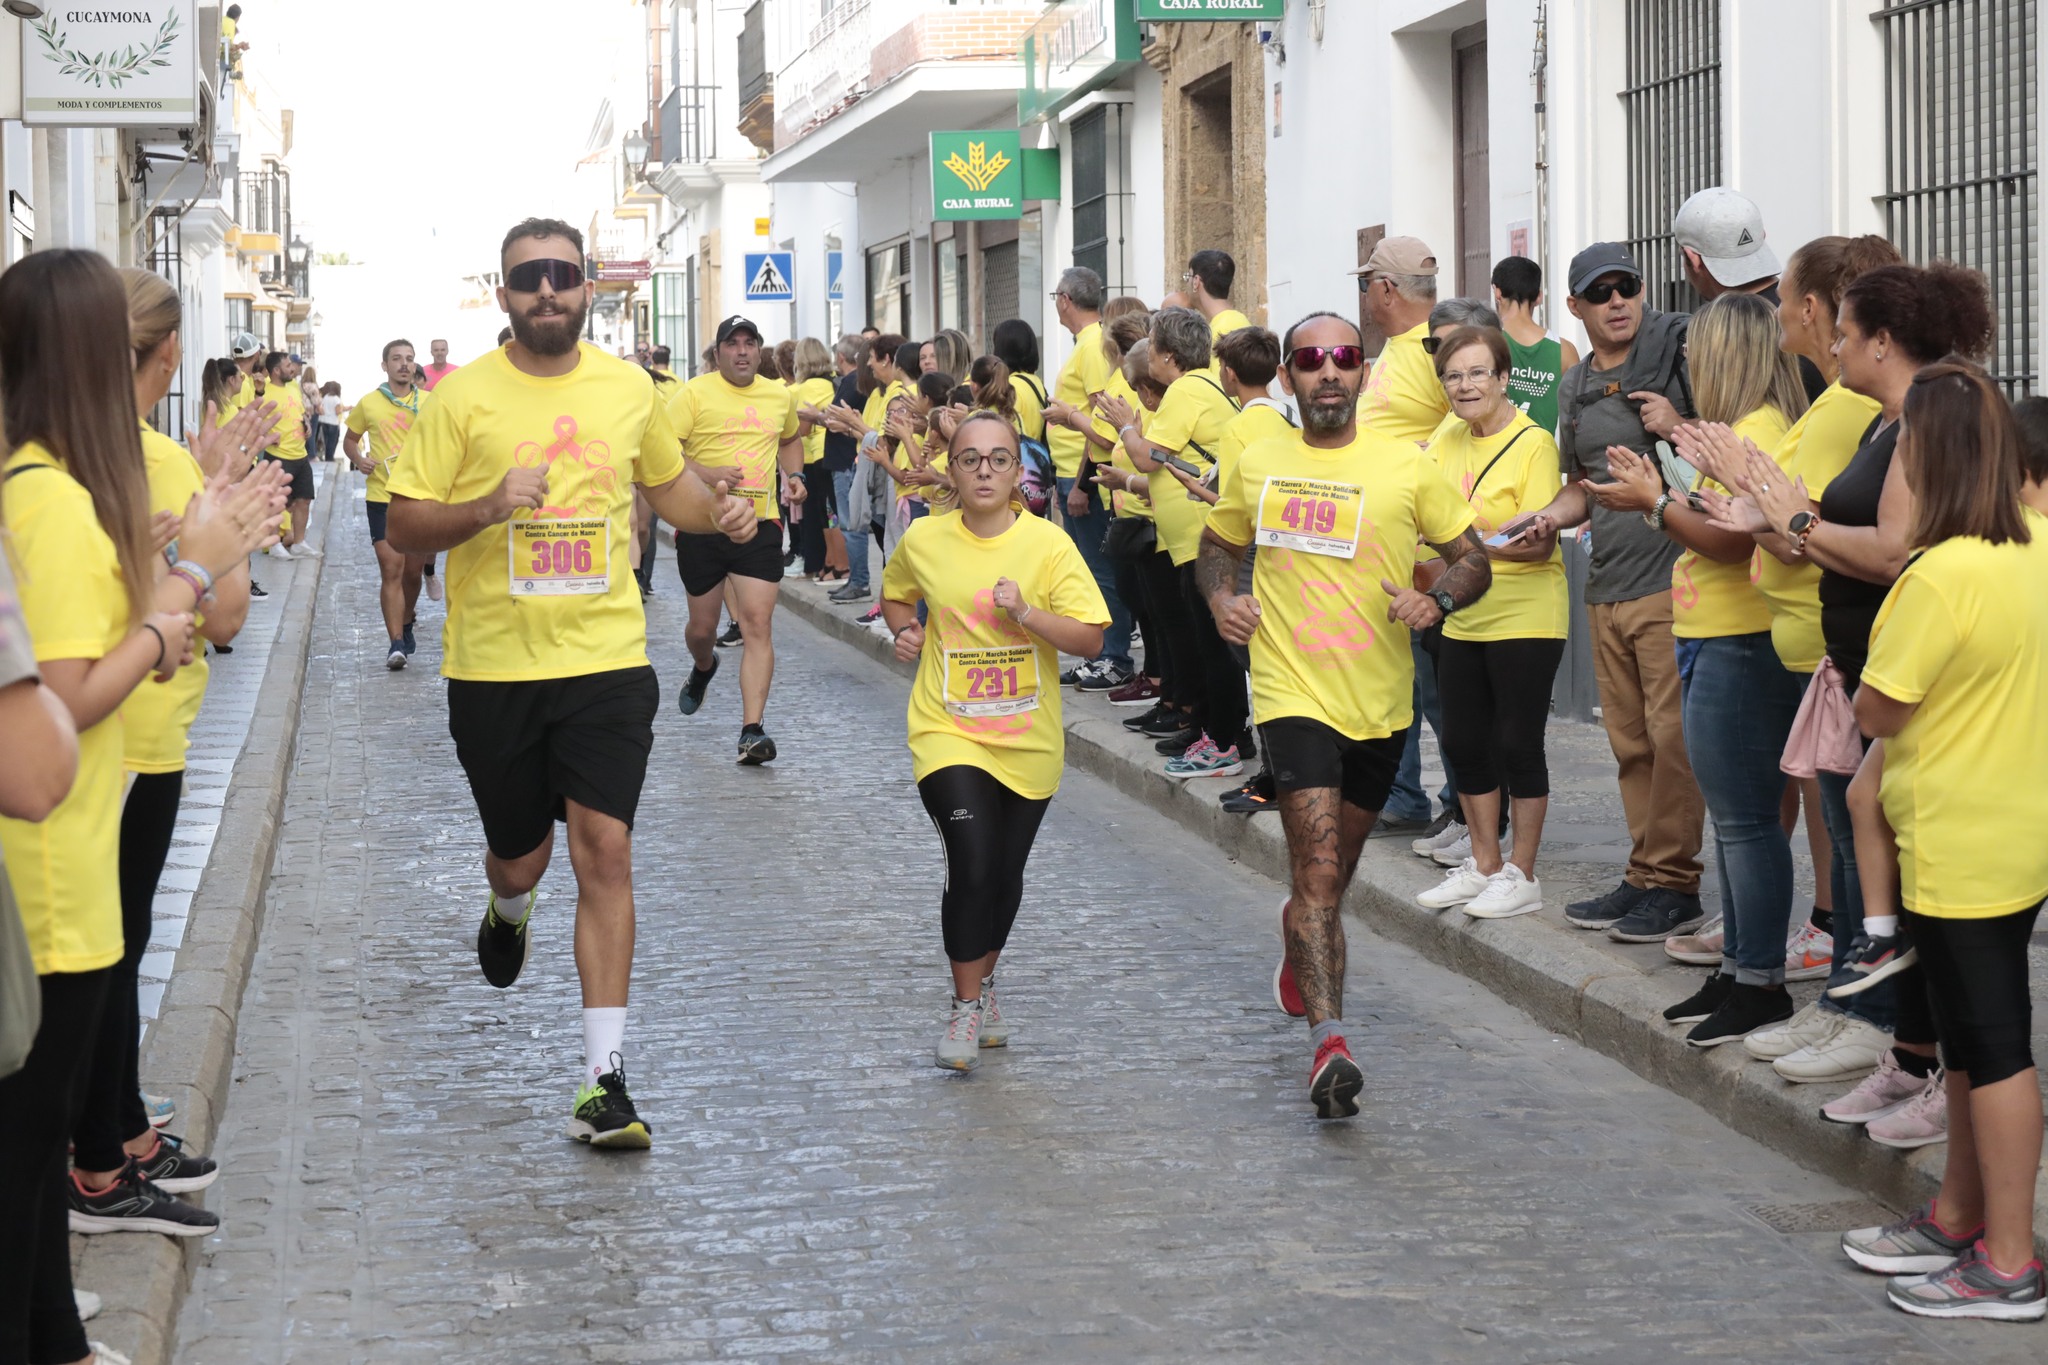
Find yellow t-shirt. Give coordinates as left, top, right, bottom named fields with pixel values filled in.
left=1671, top=406, right=1789, bottom=641
left=881, top=510, right=1110, bottom=799
left=1428, top=410, right=1569, bottom=642
left=1009, top=373, right=1048, bottom=444
left=344, top=384, right=424, bottom=504
left=264, top=379, right=308, bottom=461
left=1864, top=513, right=2048, bottom=917
left=794, top=376, right=836, bottom=465
left=1049, top=321, right=1113, bottom=480
left=1214, top=400, right=1296, bottom=490
left=1756, top=383, right=1882, bottom=670
left=1102, top=372, right=1152, bottom=522
left=1209, top=429, right=1476, bottom=739
left=1145, top=371, right=1239, bottom=565
left=217, top=370, right=255, bottom=426
left=0, top=444, right=128, bottom=973
left=668, top=372, right=800, bottom=521
left=383, top=343, right=685, bottom=682
left=123, top=425, right=210, bottom=774
left=1358, top=323, right=1450, bottom=447
left=1210, top=308, right=1252, bottom=339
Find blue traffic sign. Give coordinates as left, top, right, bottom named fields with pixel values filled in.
left=827, top=250, right=844, bottom=302
left=743, top=251, right=795, bottom=302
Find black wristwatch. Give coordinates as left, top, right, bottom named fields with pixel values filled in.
left=1429, top=589, right=1457, bottom=618
left=1787, top=511, right=1818, bottom=536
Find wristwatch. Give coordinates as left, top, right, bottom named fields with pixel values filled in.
left=1644, top=492, right=1673, bottom=530
left=1787, top=509, right=1821, bottom=552
left=1429, top=589, right=1457, bottom=618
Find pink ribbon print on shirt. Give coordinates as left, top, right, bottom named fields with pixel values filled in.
left=1261, top=544, right=1377, bottom=666
left=937, top=587, right=1036, bottom=741
left=514, top=415, right=618, bottom=519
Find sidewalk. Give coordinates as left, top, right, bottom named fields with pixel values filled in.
left=779, top=572, right=2048, bottom=1249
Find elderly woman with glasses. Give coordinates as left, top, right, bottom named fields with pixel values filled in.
left=1410, top=325, right=1569, bottom=920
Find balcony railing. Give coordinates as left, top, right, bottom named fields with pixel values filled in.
left=739, top=1, right=770, bottom=109
left=661, top=82, right=715, bottom=165
left=235, top=168, right=290, bottom=240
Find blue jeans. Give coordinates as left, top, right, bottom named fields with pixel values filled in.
left=831, top=467, right=869, bottom=588
left=1682, top=633, right=1802, bottom=985
left=1388, top=637, right=1456, bottom=821
left=1055, top=476, right=1132, bottom=669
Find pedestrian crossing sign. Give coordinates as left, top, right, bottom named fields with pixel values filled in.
left=827, top=250, right=844, bottom=302
left=744, top=252, right=795, bottom=302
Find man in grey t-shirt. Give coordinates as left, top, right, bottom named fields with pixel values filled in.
left=1500, top=243, right=1706, bottom=942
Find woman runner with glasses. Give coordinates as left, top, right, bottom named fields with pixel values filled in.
left=880, top=412, right=1110, bottom=1071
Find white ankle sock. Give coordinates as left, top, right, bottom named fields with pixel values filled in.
left=1864, top=915, right=1899, bottom=938
left=582, top=1007, right=626, bottom=1085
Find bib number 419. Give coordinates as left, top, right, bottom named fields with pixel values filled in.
left=1278, top=496, right=1340, bottom=537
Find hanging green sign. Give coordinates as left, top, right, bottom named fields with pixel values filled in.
left=930, top=131, right=1025, bottom=221
left=1136, top=0, right=1285, bottom=17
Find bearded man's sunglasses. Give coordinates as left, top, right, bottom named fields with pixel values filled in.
left=1287, top=344, right=1366, bottom=372
left=505, top=259, right=586, bottom=293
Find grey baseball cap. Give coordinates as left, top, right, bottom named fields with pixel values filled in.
left=1567, top=243, right=1642, bottom=296
left=1672, top=186, right=1780, bottom=287
left=229, top=331, right=263, bottom=359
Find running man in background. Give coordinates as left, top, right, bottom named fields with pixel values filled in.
left=344, top=338, right=428, bottom=669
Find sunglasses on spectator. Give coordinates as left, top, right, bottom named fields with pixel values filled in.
left=1287, top=345, right=1366, bottom=372
left=1421, top=335, right=1444, bottom=356
left=1441, top=367, right=1499, bottom=389
left=953, top=450, right=1018, bottom=473
left=1576, top=275, right=1643, bottom=304
left=504, top=259, right=586, bottom=293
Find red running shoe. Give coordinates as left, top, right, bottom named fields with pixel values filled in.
left=1273, top=899, right=1306, bottom=1017
left=1309, top=1035, right=1364, bottom=1118
left=1106, top=675, right=1161, bottom=707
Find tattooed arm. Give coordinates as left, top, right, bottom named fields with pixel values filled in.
left=1197, top=529, right=1261, bottom=645
left=1378, top=526, right=1492, bottom=631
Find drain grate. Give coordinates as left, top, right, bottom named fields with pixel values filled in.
left=1744, top=1199, right=1898, bottom=1234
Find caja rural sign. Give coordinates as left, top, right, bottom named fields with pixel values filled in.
left=930, top=131, right=1023, bottom=222
left=22, top=2, right=199, bottom=127
left=1136, top=0, right=1286, bottom=17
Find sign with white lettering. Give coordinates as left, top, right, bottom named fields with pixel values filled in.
left=22, top=3, right=199, bottom=127
left=1137, top=0, right=1286, bottom=17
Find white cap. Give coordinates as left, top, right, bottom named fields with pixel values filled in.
left=1672, top=187, right=1780, bottom=288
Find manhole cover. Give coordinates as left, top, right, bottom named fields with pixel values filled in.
left=1744, top=1199, right=1897, bottom=1234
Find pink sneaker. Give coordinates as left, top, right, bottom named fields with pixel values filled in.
left=1784, top=920, right=1834, bottom=981
left=1663, top=916, right=1723, bottom=966
left=1821, top=1049, right=1929, bottom=1125
left=1867, top=1070, right=1949, bottom=1149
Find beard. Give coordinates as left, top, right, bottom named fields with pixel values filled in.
left=1300, top=386, right=1358, bottom=434
left=510, top=294, right=589, bottom=358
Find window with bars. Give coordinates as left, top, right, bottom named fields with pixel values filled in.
left=1069, top=105, right=1132, bottom=299
left=1621, top=0, right=1722, bottom=314
left=1877, top=0, right=2038, bottom=395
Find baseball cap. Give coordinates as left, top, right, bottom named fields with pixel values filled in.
left=287, top=351, right=305, bottom=364
left=1672, top=186, right=1780, bottom=288
left=715, top=316, right=762, bottom=346
left=229, top=331, right=262, bottom=359
left=1349, top=235, right=1439, bottom=278
left=1567, top=243, right=1643, bottom=296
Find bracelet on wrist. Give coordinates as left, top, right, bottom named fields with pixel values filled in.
left=167, top=567, right=208, bottom=605
left=140, top=622, right=167, bottom=670
left=171, top=558, right=216, bottom=596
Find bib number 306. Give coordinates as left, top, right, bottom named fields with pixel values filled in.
left=508, top=518, right=610, bottom=596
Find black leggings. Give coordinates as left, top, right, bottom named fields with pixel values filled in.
left=1179, top=563, right=1249, bottom=750
left=916, top=765, right=1051, bottom=964
left=1903, top=900, right=2042, bottom=1087
left=73, top=770, right=183, bottom=1172
left=799, top=464, right=834, bottom=574
left=1139, top=549, right=1201, bottom=711
left=0, top=968, right=108, bottom=1365
left=1436, top=635, right=1566, bottom=799
left=1113, top=552, right=1155, bottom=679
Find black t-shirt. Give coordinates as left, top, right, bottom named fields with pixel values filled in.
left=1816, top=417, right=1900, bottom=687
left=821, top=370, right=862, bottom=472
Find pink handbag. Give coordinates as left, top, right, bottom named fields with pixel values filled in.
left=1781, top=657, right=1865, bottom=777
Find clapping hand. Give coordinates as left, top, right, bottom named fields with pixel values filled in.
left=1696, top=485, right=1769, bottom=536
left=1601, top=446, right=1670, bottom=514
left=1094, top=392, right=1136, bottom=434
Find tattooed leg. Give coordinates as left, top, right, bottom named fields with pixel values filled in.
left=1279, top=786, right=1350, bottom=1025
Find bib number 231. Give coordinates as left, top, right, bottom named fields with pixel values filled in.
left=1256, top=477, right=1365, bottom=558
left=509, top=518, right=610, bottom=595
left=943, top=646, right=1039, bottom=718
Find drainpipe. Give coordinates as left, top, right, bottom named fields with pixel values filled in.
left=1531, top=0, right=1551, bottom=326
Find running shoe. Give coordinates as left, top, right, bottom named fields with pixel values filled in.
left=1106, top=676, right=1161, bottom=707
left=129, top=1131, right=218, bottom=1194
left=385, top=640, right=407, bottom=671
left=1372, top=812, right=1430, bottom=837
left=936, top=996, right=983, bottom=1071
left=1867, top=1071, right=1949, bottom=1149
left=476, top=888, right=535, bottom=989
left=1416, top=858, right=1490, bottom=910
left=1075, top=660, right=1133, bottom=693
left=1122, top=703, right=1168, bottom=733
left=1140, top=708, right=1195, bottom=739
left=401, top=620, right=417, bottom=656
left=1663, top=916, right=1724, bottom=965
left=1309, top=1035, right=1363, bottom=1119
left=1464, top=866, right=1543, bottom=919
left=1822, top=1051, right=1931, bottom=1125
left=249, top=580, right=267, bottom=598
left=88, top=1345, right=131, bottom=1365
left=1154, top=730, right=1200, bottom=756
left=1743, top=1000, right=1835, bottom=1060
left=1409, top=808, right=1465, bottom=859
left=68, top=1161, right=218, bottom=1237
left=1827, top=932, right=1918, bottom=998
left=265, top=543, right=292, bottom=561
left=288, top=542, right=321, bottom=558
left=1608, top=888, right=1706, bottom=943
left=75, top=1289, right=101, bottom=1321
left=1685, top=983, right=1794, bottom=1048
left=678, top=654, right=719, bottom=715
left=716, top=621, right=744, bottom=648
left=1842, top=1202, right=1983, bottom=1274
left=1783, top=920, right=1834, bottom=981
left=1221, top=778, right=1277, bottom=815
left=1775, top=1015, right=1890, bottom=1083
left=426, top=573, right=445, bottom=602
left=737, top=724, right=777, bottom=766
left=828, top=580, right=872, bottom=603
left=1662, top=971, right=1734, bottom=1024
left=143, top=1092, right=174, bottom=1129
left=1885, top=1244, right=2046, bottom=1321
left=568, top=1059, right=652, bottom=1149
left=977, top=976, right=1008, bottom=1048
left=1166, top=740, right=1244, bottom=779
left=1565, top=879, right=1647, bottom=931
left=1273, top=899, right=1305, bottom=1017
left=857, top=605, right=882, bottom=625
left=1059, top=665, right=1080, bottom=686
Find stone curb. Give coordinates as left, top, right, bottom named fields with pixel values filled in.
left=77, top=475, right=343, bottom=1365
left=777, top=573, right=2048, bottom=1253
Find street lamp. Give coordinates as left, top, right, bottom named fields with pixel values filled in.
left=623, top=131, right=650, bottom=176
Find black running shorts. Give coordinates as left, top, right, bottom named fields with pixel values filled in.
left=1259, top=715, right=1406, bottom=812
left=260, top=454, right=316, bottom=504
left=365, top=499, right=388, bottom=545
left=446, top=665, right=659, bottom=859
left=675, top=525, right=783, bottom=599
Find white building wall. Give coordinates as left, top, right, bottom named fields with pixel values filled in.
left=768, top=179, right=859, bottom=343
left=1130, top=62, right=1167, bottom=303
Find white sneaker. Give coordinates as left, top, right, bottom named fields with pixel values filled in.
left=288, top=541, right=322, bottom=558
left=1821, top=1050, right=1931, bottom=1125
left=1664, top=916, right=1724, bottom=965
left=1464, top=865, right=1543, bottom=919
left=1741, top=999, right=1836, bottom=1061
left=977, top=975, right=1007, bottom=1048
left=935, top=996, right=982, bottom=1071
left=1430, top=830, right=1473, bottom=867
left=1416, top=857, right=1490, bottom=909
left=75, top=1289, right=101, bottom=1321
left=1411, top=818, right=1467, bottom=859
left=426, top=575, right=445, bottom=602
left=1866, top=1071, right=1949, bottom=1149
left=87, top=1344, right=131, bottom=1365
left=1783, top=920, right=1834, bottom=981
left=1774, top=1015, right=1890, bottom=1083
left=265, top=543, right=292, bottom=561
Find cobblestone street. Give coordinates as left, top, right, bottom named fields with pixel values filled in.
left=171, top=519, right=2031, bottom=1363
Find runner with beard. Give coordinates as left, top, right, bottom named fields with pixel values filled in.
left=344, top=339, right=428, bottom=668
left=386, top=218, right=761, bottom=1148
